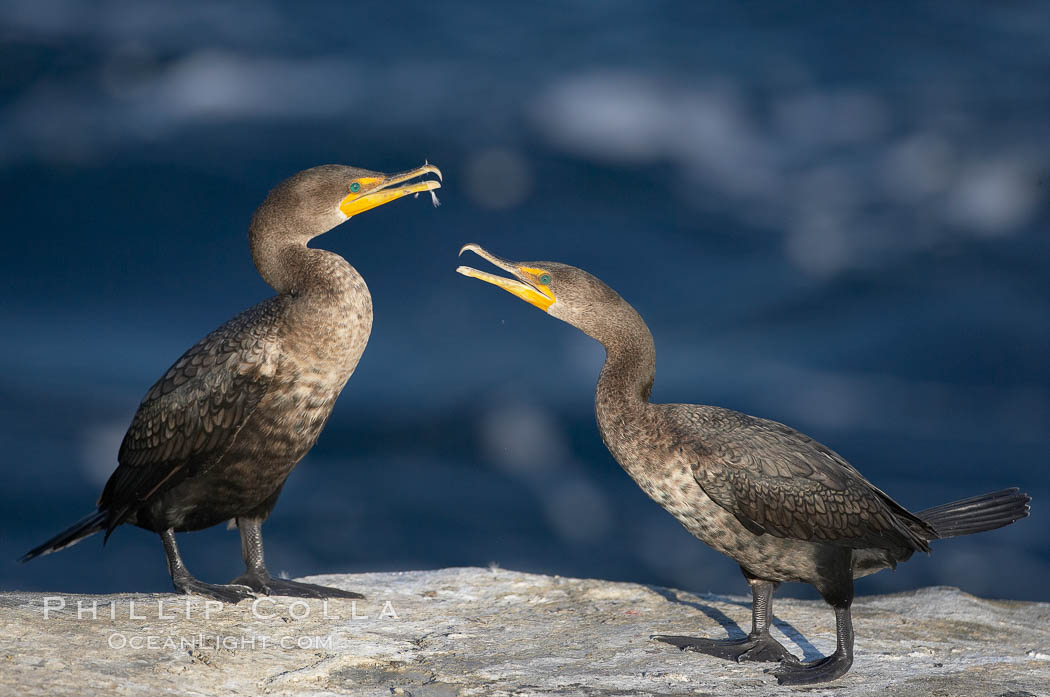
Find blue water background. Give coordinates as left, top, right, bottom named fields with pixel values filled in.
left=1, top=2, right=1048, bottom=601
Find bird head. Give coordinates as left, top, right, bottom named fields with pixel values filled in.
left=456, top=243, right=627, bottom=337
left=252, top=163, right=442, bottom=240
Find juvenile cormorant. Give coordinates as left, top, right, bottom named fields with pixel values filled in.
left=456, top=244, right=1031, bottom=685
left=22, top=163, right=442, bottom=602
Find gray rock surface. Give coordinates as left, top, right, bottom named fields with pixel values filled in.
left=2, top=567, right=1048, bottom=696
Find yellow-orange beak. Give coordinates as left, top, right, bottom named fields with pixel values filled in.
left=338, top=163, right=442, bottom=218
left=456, top=243, right=555, bottom=312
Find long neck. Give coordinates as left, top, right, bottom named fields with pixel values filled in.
left=592, top=301, right=656, bottom=417
left=249, top=209, right=352, bottom=295
left=253, top=242, right=358, bottom=296
left=251, top=231, right=372, bottom=371
left=250, top=222, right=306, bottom=294
left=249, top=217, right=370, bottom=327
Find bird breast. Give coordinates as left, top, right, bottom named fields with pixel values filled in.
left=245, top=256, right=373, bottom=467
left=282, top=263, right=372, bottom=404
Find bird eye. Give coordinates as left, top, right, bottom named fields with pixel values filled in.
left=539, top=273, right=552, bottom=285
left=349, top=182, right=361, bottom=193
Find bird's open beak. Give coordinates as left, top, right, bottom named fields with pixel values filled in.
left=456, top=243, right=555, bottom=312
left=339, top=163, right=442, bottom=218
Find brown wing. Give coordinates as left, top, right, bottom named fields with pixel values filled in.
left=99, top=298, right=285, bottom=532
left=672, top=406, right=934, bottom=553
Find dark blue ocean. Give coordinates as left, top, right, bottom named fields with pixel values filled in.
left=2, top=2, right=1047, bottom=601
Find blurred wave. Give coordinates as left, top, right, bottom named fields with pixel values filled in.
left=533, top=70, right=1044, bottom=276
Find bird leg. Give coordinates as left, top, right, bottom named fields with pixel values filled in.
left=161, top=528, right=254, bottom=603
left=776, top=571, right=856, bottom=688
left=229, top=517, right=364, bottom=599
left=653, top=579, right=797, bottom=663
left=774, top=595, right=854, bottom=684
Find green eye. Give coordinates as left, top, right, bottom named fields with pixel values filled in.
left=539, top=273, right=552, bottom=285
left=349, top=182, right=361, bottom=193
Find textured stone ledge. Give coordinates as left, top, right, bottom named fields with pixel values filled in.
left=2, top=567, right=1048, bottom=696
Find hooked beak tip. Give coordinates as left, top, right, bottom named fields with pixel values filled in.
left=423, top=161, right=443, bottom=182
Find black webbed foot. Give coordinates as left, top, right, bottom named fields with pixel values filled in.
left=231, top=518, right=364, bottom=599
left=161, top=529, right=255, bottom=603
left=652, top=632, right=796, bottom=663
left=773, top=650, right=852, bottom=685
left=172, top=576, right=255, bottom=603
left=231, top=570, right=364, bottom=599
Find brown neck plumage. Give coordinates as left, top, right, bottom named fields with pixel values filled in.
left=592, top=300, right=656, bottom=410
left=249, top=195, right=316, bottom=294
left=248, top=205, right=367, bottom=313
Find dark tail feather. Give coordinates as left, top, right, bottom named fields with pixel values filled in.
left=19, top=510, right=108, bottom=562
left=918, top=488, right=1031, bottom=539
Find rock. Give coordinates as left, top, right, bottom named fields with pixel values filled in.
left=2, top=567, right=1048, bottom=696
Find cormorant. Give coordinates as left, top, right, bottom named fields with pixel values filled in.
left=22, top=163, right=442, bottom=602
left=456, top=244, right=1031, bottom=685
